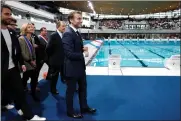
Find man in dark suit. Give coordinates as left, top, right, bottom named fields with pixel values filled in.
left=1, top=5, right=46, bottom=120
left=37, top=27, right=48, bottom=65
left=35, top=27, right=49, bottom=84
left=62, top=11, right=96, bottom=119
left=31, top=23, right=41, bottom=92
left=46, top=21, right=66, bottom=94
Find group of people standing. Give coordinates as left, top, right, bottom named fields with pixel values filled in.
left=1, top=4, right=96, bottom=121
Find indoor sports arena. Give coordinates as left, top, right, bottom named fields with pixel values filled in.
left=1, top=1, right=180, bottom=120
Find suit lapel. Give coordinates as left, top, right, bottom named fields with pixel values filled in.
left=68, top=26, right=79, bottom=39
left=55, top=31, right=62, bottom=41
left=9, top=30, right=16, bottom=56
left=68, top=26, right=83, bottom=46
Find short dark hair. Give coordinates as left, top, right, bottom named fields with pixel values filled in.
left=1, top=4, right=12, bottom=12
left=40, top=27, right=46, bottom=32
left=31, top=23, right=35, bottom=26
left=68, top=11, right=82, bottom=24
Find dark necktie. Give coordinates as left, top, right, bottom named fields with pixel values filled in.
left=76, top=31, right=81, bottom=38
left=76, top=31, right=83, bottom=50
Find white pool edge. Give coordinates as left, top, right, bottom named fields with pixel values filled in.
left=86, top=66, right=180, bottom=76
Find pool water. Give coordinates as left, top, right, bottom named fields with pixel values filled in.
left=90, top=40, right=180, bottom=67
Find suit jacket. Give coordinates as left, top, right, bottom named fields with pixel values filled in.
left=38, top=35, right=48, bottom=61
left=18, top=35, right=36, bottom=70
left=46, top=31, right=64, bottom=68
left=1, top=29, right=24, bottom=78
left=62, top=26, right=85, bottom=78
left=32, top=33, right=44, bottom=61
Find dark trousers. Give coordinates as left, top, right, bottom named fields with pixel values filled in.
left=47, top=66, right=60, bottom=92
left=60, top=64, right=64, bottom=82
left=65, top=72, right=88, bottom=114
left=1, top=67, right=33, bottom=119
left=22, top=69, right=38, bottom=95
left=1, top=91, right=21, bottom=110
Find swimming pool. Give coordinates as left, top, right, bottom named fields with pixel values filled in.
left=90, top=40, right=180, bottom=67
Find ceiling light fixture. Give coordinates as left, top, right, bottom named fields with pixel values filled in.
left=87, top=1, right=96, bottom=15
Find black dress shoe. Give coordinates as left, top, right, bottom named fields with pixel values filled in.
left=81, top=108, right=96, bottom=114
left=51, top=90, right=59, bottom=95
left=67, top=113, right=83, bottom=118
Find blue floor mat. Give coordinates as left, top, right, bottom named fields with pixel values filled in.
left=1, top=75, right=180, bottom=120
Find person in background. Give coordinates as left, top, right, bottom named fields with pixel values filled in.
left=18, top=23, right=40, bottom=102
left=46, top=21, right=65, bottom=94
left=62, top=11, right=96, bottom=119
left=35, top=27, right=49, bottom=84
left=7, top=17, right=17, bottom=30
left=31, top=22, right=41, bottom=92
left=7, top=17, right=21, bottom=38
left=1, top=4, right=46, bottom=120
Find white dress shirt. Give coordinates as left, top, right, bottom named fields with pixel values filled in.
left=57, top=29, right=63, bottom=39
left=69, top=24, right=78, bottom=33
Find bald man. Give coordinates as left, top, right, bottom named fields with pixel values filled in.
left=46, top=21, right=66, bottom=94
